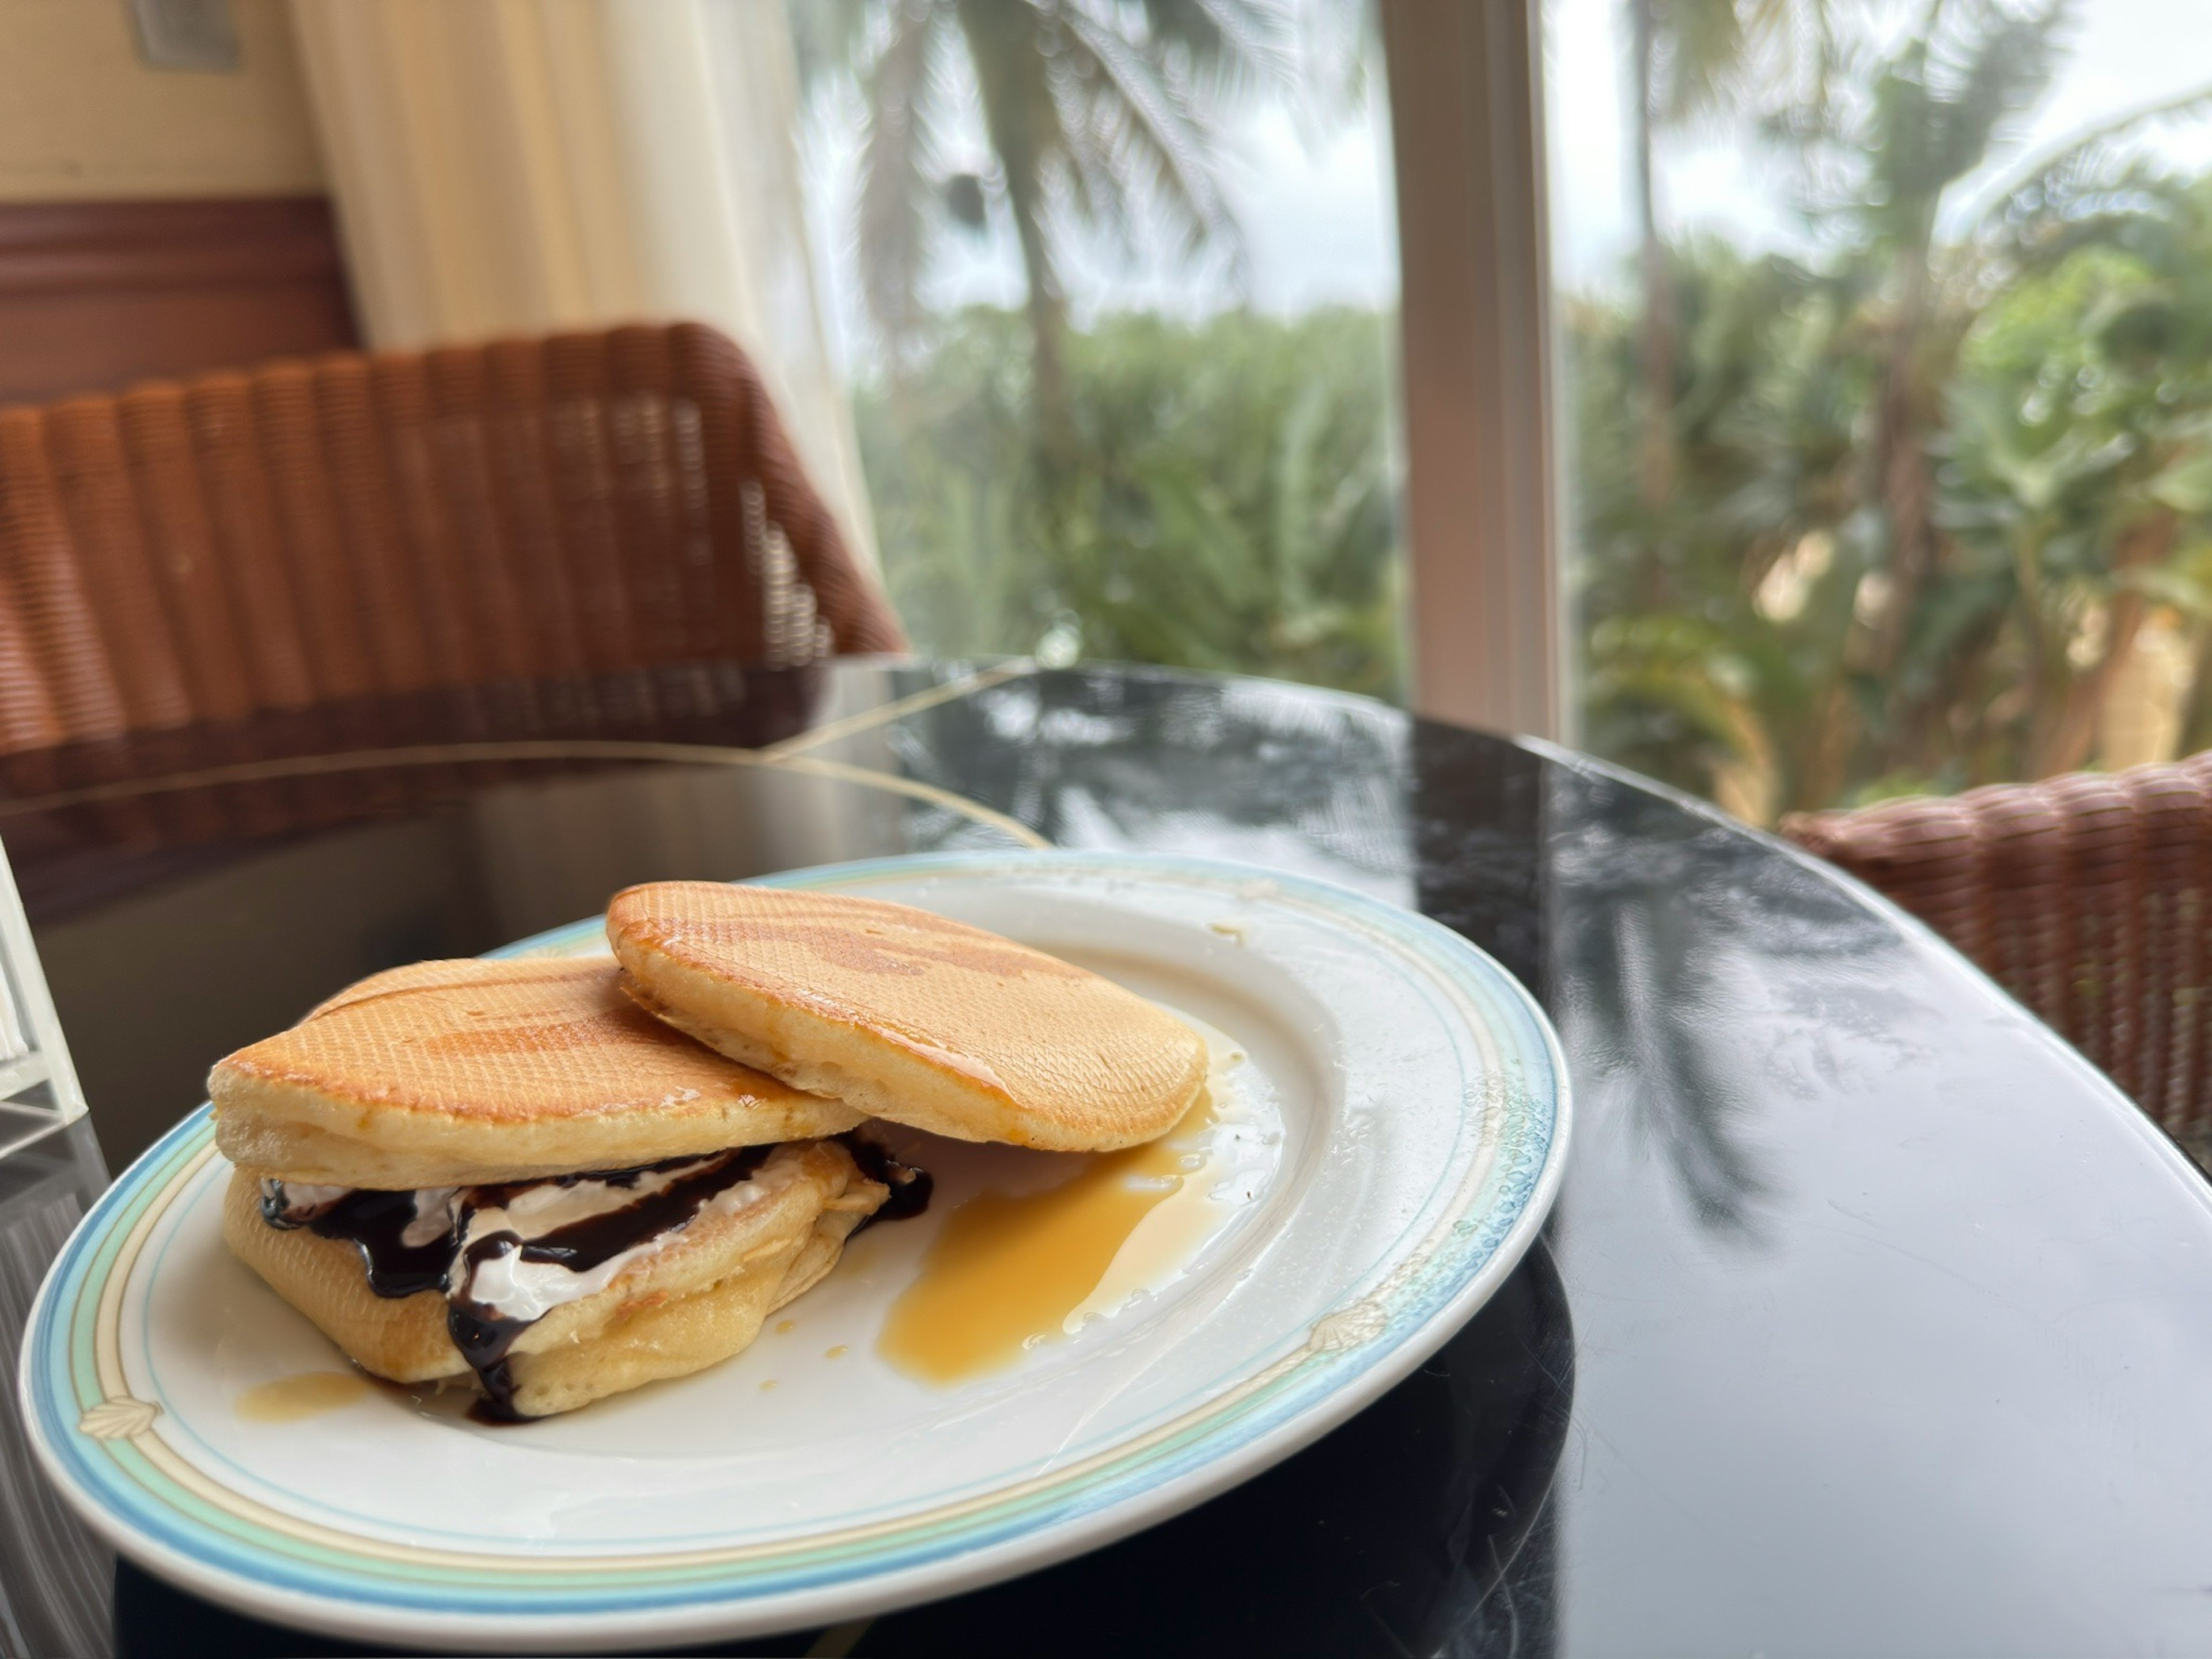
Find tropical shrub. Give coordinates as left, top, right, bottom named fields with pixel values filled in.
left=857, top=305, right=1405, bottom=702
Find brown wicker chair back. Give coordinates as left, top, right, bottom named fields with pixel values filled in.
left=1782, top=756, right=2212, bottom=1149
left=0, top=321, right=903, bottom=758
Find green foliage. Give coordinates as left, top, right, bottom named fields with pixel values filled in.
left=829, top=0, right=2212, bottom=820
left=817, top=0, right=1282, bottom=387
left=1576, top=182, right=2212, bottom=812
left=857, top=306, right=1404, bottom=701
left=1577, top=0, right=2212, bottom=819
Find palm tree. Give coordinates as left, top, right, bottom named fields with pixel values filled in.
left=1581, top=0, right=2200, bottom=813
left=825, top=0, right=1285, bottom=444
left=1863, top=6, right=2063, bottom=634
left=1618, top=0, right=2067, bottom=805
left=1627, top=0, right=1835, bottom=505
left=1965, top=81, right=2212, bottom=772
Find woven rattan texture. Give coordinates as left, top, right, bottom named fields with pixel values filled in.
left=0, top=322, right=902, bottom=760
left=1782, top=756, right=2212, bottom=1149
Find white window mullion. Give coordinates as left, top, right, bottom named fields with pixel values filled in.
left=1382, top=0, right=1563, bottom=741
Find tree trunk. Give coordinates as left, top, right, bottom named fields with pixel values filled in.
left=2031, top=509, right=2176, bottom=777
left=1631, top=0, right=1675, bottom=508
left=1866, top=229, right=1936, bottom=679
left=956, top=0, right=1074, bottom=463
left=2177, top=618, right=2212, bottom=757
left=1007, top=183, right=1074, bottom=463
left=1798, top=677, right=1857, bottom=811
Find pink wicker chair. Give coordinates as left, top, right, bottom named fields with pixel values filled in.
left=1783, top=756, right=2212, bottom=1156
left=0, top=320, right=903, bottom=759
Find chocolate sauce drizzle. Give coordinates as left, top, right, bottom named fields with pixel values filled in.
left=839, top=1133, right=934, bottom=1229
left=447, top=1149, right=774, bottom=1419
left=263, top=1138, right=929, bottom=1421
left=265, top=1147, right=772, bottom=1420
left=259, top=1184, right=455, bottom=1298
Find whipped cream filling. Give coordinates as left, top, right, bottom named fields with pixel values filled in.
left=451, top=1154, right=805, bottom=1323
left=257, top=1133, right=929, bottom=1419
left=262, top=1180, right=353, bottom=1224
left=259, top=1145, right=790, bottom=1418
left=260, top=1150, right=792, bottom=1318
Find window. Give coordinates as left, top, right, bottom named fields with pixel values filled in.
left=786, top=1, right=1407, bottom=703
left=1551, top=0, right=2212, bottom=820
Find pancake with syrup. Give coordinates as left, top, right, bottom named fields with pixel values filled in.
left=211, top=957, right=865, bottom=1189
left=606, top=881, right=1207, bottom=1152
left=210, top=957, right=928, bottom=1419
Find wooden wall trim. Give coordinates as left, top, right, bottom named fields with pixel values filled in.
left=0, top=197, right=358, bottom=407
left=0, top=198, right=346, bottom=297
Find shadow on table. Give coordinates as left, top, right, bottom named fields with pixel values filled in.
left=115, top=1241, right=1575, bottom=1659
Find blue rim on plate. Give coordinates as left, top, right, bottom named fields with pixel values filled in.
left=20, top=851, right=1570, bottom=1650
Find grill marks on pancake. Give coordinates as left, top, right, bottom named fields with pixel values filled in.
left=608, top=882, right=1209, bottom=1149
left=415, top=1002, right=685, bottom=1060
left=306, top=961, right=618, bottom=1021
left=215, top=956, right=846, bottom=1131
left=643, top=901, right=1090, bottom=983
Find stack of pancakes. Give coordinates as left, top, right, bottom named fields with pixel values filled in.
left=214, top=881, right=1206, bottom=1419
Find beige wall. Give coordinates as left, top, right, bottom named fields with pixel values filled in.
left=0, top=0, right=324, bottom=201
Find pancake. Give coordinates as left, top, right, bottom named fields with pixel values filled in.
left=605, top=881, right=1206, bottom=1151
left=222, top=1138, right=884, bottom=1419
left=210, top=957, right=865, bottom=1189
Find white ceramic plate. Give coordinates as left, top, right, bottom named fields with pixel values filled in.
left=22, top=851, right=1568, bottom=1652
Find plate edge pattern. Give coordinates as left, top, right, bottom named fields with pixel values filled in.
left=23, top=850, right=1567, bottom=1623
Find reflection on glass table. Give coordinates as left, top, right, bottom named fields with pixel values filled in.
left=0, top=830, right=110, bottom=1659
left=2, top=660, right=2210, bottom=1656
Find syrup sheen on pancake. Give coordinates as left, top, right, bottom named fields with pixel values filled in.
left=607, top=882, right=1209, bottom=1152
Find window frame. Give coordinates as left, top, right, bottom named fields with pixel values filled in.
left=1382, top=0, right=1564, bottom=741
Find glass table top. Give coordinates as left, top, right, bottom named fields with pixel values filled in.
left=2, top=659, right=2207, bottom=1657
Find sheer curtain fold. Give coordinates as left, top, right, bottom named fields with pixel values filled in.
left=285, top=0, right=878, bottom=574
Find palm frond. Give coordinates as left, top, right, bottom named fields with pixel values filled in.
left=1740, top=0, right=1842, bottom=124
left=1050, top=60, right=1139, bottom=247
left=857, top=1, right=948, bottom=347
left=790, top=0, right=880, bottom=89
left=1828, top=0, right=2066, bottom=241
left=1975, top=79, right=2212, bottom=237
left=1056, top=1, right=1236, bottom=253
left=1918, top=0, right=2067, bottom=183
left=1141, top=0, right=1294, bottom=88
left=1656, top=0, right=1749, bottom=122
left=956, top=0, right=1070, bottom=275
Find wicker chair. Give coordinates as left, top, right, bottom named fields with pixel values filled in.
left=0, top=320, right=903, bottom=760
left=1782, top=756, right=2212, bottom=1157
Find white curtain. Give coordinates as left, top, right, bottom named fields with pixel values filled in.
left=287, top=0, right=877, bottom=569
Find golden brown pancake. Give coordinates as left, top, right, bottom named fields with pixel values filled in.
left=606, top=881, right=1206, bottom=1151
left=210, top=957, right=864, bottom=1188
left=223, top=1139, right=881, bottom=1419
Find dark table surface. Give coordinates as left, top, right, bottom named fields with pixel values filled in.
left=3, top=658, right=2210, bottom=1658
